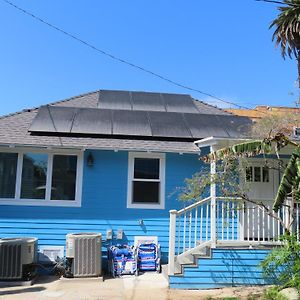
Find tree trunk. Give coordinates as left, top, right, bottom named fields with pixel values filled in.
left=298, top=49, right=300, bottom=88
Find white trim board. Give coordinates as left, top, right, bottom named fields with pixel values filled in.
left=127, top=152, right=165, bottom=210
left=0, top=148, right=83, bottom=207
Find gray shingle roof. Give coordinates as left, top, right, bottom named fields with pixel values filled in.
left=0, top=90, right=248, bottom=153
left=0, top=108, right=199, bottom=153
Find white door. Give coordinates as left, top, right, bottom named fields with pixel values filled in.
left=242, top=160, right=280, bottom=241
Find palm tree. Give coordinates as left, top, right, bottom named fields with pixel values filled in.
left=269, top=0, right=300, bottom=86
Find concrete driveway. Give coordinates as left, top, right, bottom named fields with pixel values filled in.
left=0, top=273, right=266, bottom=300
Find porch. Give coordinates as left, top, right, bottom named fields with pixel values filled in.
left=167, top=137, right=298, bottom=288
left=167, top=196, right=300, bottom=288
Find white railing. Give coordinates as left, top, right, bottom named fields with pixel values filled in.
left=168, top=196, right=212, bottom=275
left=216, top=198, right=300, bottom=243
left=168, top=196, right=300, bottom=275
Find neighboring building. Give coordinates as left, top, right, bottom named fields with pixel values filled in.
left=226, top=105, right=300, bottom=120
left=0, top=90, right=296, bottom=289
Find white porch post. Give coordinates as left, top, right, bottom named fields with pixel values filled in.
left=210, top=145, right=217, bottom=248
left=168, top=209, right=177, bottom=275
left=285, top=197, right=294, bottom=233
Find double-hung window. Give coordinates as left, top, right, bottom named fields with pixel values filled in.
left=127, top=152, right=165, bottom=209
left=0, top=149, right=83, bottom=207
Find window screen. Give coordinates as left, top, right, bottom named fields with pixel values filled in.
left=132, top=157, right=160, bottom=204
left=51, top=155, right=77, bottom=201
left=0, top=153, right=18, bottom=198
left=134, top=158, right=159, bottom=179
left=21, top=153, right=48, bottom=199
left=133, top=181, right=159, bottom=203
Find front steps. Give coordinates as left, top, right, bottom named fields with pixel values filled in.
left=169, top=244, right=274, bottom=289
left=173, top=242, right=212, bottom=275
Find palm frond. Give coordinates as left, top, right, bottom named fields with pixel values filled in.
left=205, top=140, right=272, bottom=162
left=273, top=147, right=300, bottom=211
left=270, top=0, right=300, bottom=60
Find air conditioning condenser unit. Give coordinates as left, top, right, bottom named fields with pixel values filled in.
left=66, top=233, right=102, bottom=277
left=0, top=237, right=37, bottom=280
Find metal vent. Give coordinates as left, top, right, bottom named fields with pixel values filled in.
left=0, top=243, right=22, bottom=279
left=66, top=233, right=101, bottom=277
left=0, top=237, right=37, bottom=280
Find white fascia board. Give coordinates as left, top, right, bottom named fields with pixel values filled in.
left=0, top=143, right=84, bottom=152
left=194, top=137, right=251, bottom=149
left=194, top=137, right=294, bottom=156
left=0, top=143, right=198, bottom=154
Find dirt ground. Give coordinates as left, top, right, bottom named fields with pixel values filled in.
left=0, top=273, right=267, bottom=300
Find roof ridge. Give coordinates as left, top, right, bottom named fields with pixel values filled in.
left=192, top=98, right=232, bottom=115
left=47, top=89, right=100, bottom=107
left=0, top=89, right=231, bottom=121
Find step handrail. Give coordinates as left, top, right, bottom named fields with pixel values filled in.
left=168, top=196, right=212, bottom=275
left=177, top=196, right=211, bottom=215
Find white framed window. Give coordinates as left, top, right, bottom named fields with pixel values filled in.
left=0, top=148, right=83, bottom=207
left=127, top=152, right=165, bottom=209
left=246, top=165, right=270, bottom=183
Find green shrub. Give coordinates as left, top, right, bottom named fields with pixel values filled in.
left=260, top=233, right=300, bottom=290
left=263, top=286, right=288, bottom=300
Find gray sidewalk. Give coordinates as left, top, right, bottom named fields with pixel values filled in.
left=0, top=273, right=266, bottom=300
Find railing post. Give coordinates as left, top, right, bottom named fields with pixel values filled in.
left=168, top=209, right=177, bottom=275
left=285, top=197, right=294, bottom=233
left=210, top=145, right=217, bottom=248
left=239, top=202, right=245, bottom=242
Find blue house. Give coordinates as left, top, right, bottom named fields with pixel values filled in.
left=0, top=90, right=290, bottom=289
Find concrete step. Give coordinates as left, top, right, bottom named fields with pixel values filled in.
left=191, top=245, right=211, bottom=258
left=176, top=253, right=194, bottom=265
left=174, top=261, right=182, bottom=275
left=171, top=241, right=212, bottom=276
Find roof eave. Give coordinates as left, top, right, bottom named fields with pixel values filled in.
left=0, top=142, right=199, bottom=154
left=194, top=136, right=252, bottom=149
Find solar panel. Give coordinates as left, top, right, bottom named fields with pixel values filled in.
left=131, top=92, right=166, bottom=111
left=71, top=108, right=112, bottom=135
left=112, top=110, right=152, bottom=136
left=184, top=114, right=230, bottom=139
left=98, top=90, right=132, bottom=110
left=29, top=106, right=77, bottom=133
left=162, top=93, right=199, bottom=113
left=30, top=104, right=251, bottom=140
left=216, top=115, right=252, bottom=138
left=98, top=90, right=200, bottom=113
left=148, top=111, right=192, bottom=138
left=29, top=106, right=55, bottom=132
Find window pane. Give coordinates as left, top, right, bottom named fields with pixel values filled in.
left=263, top=167, right=269, bottom=182
left=246, top=166, right=252, bottom=182
left=21, top=153, right=48, bottom=199
left=134, top=158, right=159, bottom=179
left=51, top=155, right=77, bottom=201
left=254, top=167, right=261, bottom=182
left=132, top=181, right=159, bottom=203
left=0, top=153, right=18, bottom=198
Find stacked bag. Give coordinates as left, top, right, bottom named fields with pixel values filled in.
left=108, top=244, right=137, bottom=277
left=137, top=243, right=161, bottom=273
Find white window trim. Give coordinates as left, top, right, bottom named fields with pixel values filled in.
left=244, top=159, right=274, bottom=184
left=127, top=152, right=165, bottom=209
left=0, top=147, right=83, bottom=207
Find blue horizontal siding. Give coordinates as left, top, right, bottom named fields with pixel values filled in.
left=169, top=248, right=273, bottom=289
left=0, top=149, right=204, bottom=264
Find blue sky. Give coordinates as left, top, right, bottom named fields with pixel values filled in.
left=0, top=0, right=298, bottom=116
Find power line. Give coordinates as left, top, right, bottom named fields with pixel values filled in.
left=255, top=0, right=287, bottom=5
left=255, top=0, right=296, bottom=6
left=1, top=0, right=270, bottom=112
